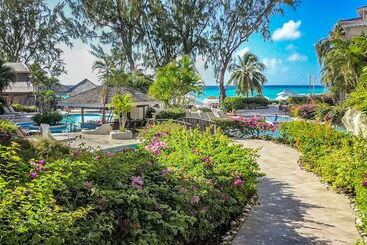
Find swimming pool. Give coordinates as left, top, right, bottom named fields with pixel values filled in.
left=17, top=113, right=103, bottom=133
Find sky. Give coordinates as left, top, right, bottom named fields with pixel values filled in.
left=57, top=0, right=367, bottom=86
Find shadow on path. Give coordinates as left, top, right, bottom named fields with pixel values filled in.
left=232, top=177, right=339, bottom=245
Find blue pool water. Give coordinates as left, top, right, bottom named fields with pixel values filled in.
left=62, top=113, right=102, bottom=125
left=17, top=113, right=102, bottom=133
left=196, top=85, right=327, bottom=101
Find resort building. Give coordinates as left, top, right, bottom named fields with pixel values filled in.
left=2, top=63, right=35, bottom=106
left=340, top=5, right=367, bottom=38
left=67, top=78, right=97, bottom=97
left=59, top=86, right=163, bottom=121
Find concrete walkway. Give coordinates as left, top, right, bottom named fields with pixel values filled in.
left=232, top=140, right=359, bottom=245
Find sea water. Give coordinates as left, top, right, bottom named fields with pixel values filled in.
left=195, top=85, right=327, bottom=101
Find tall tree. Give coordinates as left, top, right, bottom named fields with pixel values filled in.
left=0, top=59, right=14, bottom=94
left=228, top=52, right=267, bottom=97
left=0, top=0, right=74, bottom=75
left=209, top=0, right=297, bottom=101
left=143, top=0, right=214, bottom=68
left=68, top=0, right=148, bottom=70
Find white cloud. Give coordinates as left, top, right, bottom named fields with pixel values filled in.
left=288, top=52, right=308, bottom=62
left=272, top=20, right=302, bottom=41
left=286, top=44, right=297, bottom=51
left=262, top=58, right=284, bottom=73
left=58, top=42, right=99, bottom=85
left=236, top=47, right=250, bottom=57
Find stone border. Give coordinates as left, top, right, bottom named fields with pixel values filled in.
left=219, top=195, right=259, bottom=244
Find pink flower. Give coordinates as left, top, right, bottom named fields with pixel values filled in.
left=190, top=195, right=200, bottom=204
left=201, top=206, right=209, bottom=213
left=95, top=155, right=101, bottom=160
left=161, top=167, right=172, bottom=176
left=202, top=156, right=212, bottom=164
left=107, top=152, right=115, bottom=157
left=131, top=176, right=144, bottom=189
left=233, top=176, right=244, bottom=187
left=84, top=181, right=93, bottom=189
left=29, top=172, right=38, bottom=178
left=38, top=160, right=46, bottom=165
left=178, top=187, right=186, bottom=193
left=362, top=181, right=367, bottom=187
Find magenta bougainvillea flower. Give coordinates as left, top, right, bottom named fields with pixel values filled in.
left=131, top=176, right=144, bottom=189
left=190, top=195, right=200, bottom=204
left=145, top=136, right=167, bottom=155
left=233, top=176, right=244, bottom=187
left=29, top=172, right=38, bottom=178
left=28, top=160, right=48, bottom=178
left=161, top=167, right=172, bottom=176
left=202, top=156, right=212, bottom=164
left=106, top=152, right=115, bottom=157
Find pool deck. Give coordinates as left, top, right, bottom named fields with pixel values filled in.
left=237, top=105, right=287, bottom=117
left=51, top=132, right=140, bottom=151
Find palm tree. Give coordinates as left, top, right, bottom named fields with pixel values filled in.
left=109, top=93, right=134, bottom=130
left=0, top=59, right=15, bottom=94
left=93, top=55, right=116, bottom=124
left=228, top=52, right=267, bottom=97
left=316, top=27, right=367, bottom=100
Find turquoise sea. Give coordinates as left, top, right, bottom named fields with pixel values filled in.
left=196, top=85, right=327, bottom=101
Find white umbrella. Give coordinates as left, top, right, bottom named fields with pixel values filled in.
left=275, top=95, right=289, bottom=101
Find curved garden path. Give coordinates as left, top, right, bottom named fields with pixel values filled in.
left=232, top=140, right=359, bottom=245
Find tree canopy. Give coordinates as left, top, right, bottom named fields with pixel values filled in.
left=0, top=0, right=74, bottom=75
left=0, top=59, right=14, bottom=93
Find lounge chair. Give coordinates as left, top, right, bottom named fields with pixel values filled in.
left=40, top=124, right=76, bottom=143
left=82, top=123, right=112, bottom=135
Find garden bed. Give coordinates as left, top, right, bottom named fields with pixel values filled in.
left=0, top=120, right=260, bottom=244
left=279, top=121, right=367, bottom=239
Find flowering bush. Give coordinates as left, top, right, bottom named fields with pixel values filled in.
left=214, top=116, right=277, bottom=138
left=280, top=121, right=367, bottom=233
left=290, top=103, right=316, bottom=119
left=0, top=122, right=260, bottom=244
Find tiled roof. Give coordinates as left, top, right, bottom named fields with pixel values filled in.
left=59, top=86, right=161, bottom=108
left=4, top=63, right=30, bottom=73
left=3, top=82, right=33, bottom=93
left=67, top=79, right=97, bottom=93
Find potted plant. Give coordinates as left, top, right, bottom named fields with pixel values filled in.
left=109, top=92, right=134, bottom=139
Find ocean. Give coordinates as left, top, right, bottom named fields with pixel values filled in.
left=196, top=85, right=327, bottom=101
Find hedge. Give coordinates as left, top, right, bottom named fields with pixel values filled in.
left=221, top=96, right=270, bottom=112
left=280, top=121, right=367, bottom=233
left=155, top=108, right=186, bottom=120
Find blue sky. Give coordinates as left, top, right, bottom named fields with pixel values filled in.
left=58, top=0, right=366, bottom=86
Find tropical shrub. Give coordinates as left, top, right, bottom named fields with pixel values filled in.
left=221, top=96, right=270, bottom=112
left=280, top=121, right=367, bottom=233
left=315, top=104, right=346, bottom=124
left=149, top=55, right=203, bottom=107
left=0, top=119, right=18, bottom=142
left=288, top=96, right=308, bottom=105
left=0, top=122, right=259, bottom=244
left=289, top=103, right=316, bottom=119
left=214, top=116, right=276, bottom=138
left=12, top=103, right=37, bottom=113
left=155, top=108, right=186, bottom=120
left=32, top=111, right=63, bottom=125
